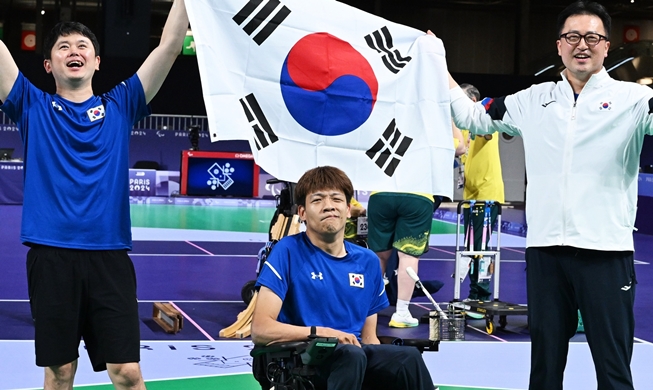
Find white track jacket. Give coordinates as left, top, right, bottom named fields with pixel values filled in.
left=451, top=68, right=653, bottom=251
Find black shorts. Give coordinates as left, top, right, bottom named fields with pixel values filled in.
left=27, top=245, right=140, bottom=371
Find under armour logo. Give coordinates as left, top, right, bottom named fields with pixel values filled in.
left=311, top=272, right=323, bottom=280
left=621, top=282, right=632, bottom=291
left=542, top=100, right=555, bottom=108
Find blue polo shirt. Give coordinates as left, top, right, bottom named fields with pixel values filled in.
left=0, top=72, right=150, bottom=250
left=256, top=232, right=389, bottom=338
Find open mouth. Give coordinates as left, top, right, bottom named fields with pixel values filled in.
left=67, top=60, right=83, bottom=68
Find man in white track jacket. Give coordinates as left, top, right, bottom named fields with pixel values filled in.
left=440, top=1, right=650, bottom=389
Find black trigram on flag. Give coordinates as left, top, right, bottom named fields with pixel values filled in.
left=366, top=119, right=413, bottom=177
left=364, top=26, right=412, bottom=74
left=233, top=0, right=291, bottom=45
left=239, top=93, right=279, bottom=150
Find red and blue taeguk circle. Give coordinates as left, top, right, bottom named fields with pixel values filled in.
left=280, top=33, right=378, bottom=136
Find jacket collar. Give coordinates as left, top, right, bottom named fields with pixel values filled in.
left=560, top=67, right=610, bottom=95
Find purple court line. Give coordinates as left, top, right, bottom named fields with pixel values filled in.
left=504, top=247, right=525, bottom=254
left=168, top=301, right=215, bottom=341
left=185, top=241, right=214, bottom=255
left=429, top=246, right=455, bottom=255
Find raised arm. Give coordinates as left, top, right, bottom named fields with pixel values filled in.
left=426, top=30, right=518, bottom=137
left=426, top=30, right=459, bottom=90
left=0, top=40, right=19, bottom=103
left=137, top=0, right=188, bottom=103
left=251, top=286, right=361, bottom=346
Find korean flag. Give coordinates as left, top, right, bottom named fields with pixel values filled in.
left=186, top=0, right=454, bottom=196
left=87, top=105, right=105, bottom=122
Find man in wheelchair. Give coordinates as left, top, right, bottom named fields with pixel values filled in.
left=251, top=166, right=434, bottom=390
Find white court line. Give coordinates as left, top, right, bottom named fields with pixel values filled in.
left=129, top=253, right=530, bottom=263
left=0, top=299, right=245, bottom=304
left=130, top=253, right=254, bottom=257
left=129, top=253, right=648, bottom=266
left=421, top=258, right=527, bottom=263
left=635, top=260, right=650, bottom=265
left=138, top=299, right=243, bottom=303
left=132, top=227, right=268, bottom=242
left=634, top=337, right=653, bottom=345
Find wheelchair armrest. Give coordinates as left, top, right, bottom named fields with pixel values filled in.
left=378, top=336, right=439, bottom=352
left=250, top=337, right=339, bottom=365
left=250, top=340, right=311, bottom=358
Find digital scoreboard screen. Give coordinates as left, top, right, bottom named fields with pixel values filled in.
left=180, top=151, right=259, bottom=197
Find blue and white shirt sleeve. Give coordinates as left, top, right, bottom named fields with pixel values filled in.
left=255, top=240, right=291, bottom=301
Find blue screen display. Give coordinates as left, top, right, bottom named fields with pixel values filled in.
left=186, top=157, right=255, bottom=197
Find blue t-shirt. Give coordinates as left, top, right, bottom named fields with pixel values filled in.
left=256, top=232, right=389, bottom=338
left=0, top=72, right=150, bottom=250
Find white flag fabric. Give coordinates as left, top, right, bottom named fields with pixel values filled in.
left=186, top=0, right=454, bottom=196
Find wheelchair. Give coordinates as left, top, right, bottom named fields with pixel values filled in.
left=251, top=336, right=438, bottom=390
left=241, top=179, right=368, bottom=304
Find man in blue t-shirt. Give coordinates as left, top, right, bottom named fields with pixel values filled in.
left=252, top=166, right=434, bottom=390
left=0, top=2, right=188, bottom=388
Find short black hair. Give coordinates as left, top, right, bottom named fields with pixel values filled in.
left=557, top=1, right=611, bottom=40
left=43, top=21, right=100, bottom=60
left=460, top=83, right=480, bottom=102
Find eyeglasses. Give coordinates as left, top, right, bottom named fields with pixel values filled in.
left=559, top=32, right=608, bottom=46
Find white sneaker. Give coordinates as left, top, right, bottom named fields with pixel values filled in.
left=389, top=312, right=419, bottom=328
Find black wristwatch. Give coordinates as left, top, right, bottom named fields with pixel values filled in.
left=309, top=325, right=317, bottom=339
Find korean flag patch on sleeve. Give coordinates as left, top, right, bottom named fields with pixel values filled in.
left=349, top=273, right=364, bottom=288
left=87, top=105, right=105, bottom=122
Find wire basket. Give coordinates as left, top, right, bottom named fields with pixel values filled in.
left=429, top=308, right=465, bottom=341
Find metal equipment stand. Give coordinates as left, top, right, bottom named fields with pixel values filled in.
left=450, top=200, right=527, bottom=334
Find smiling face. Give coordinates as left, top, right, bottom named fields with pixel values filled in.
left=298, top=189, right=351, bottom=240
left=44, top=33, right=100, bottom=89
left=557, top=14, right=609, bottom=85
